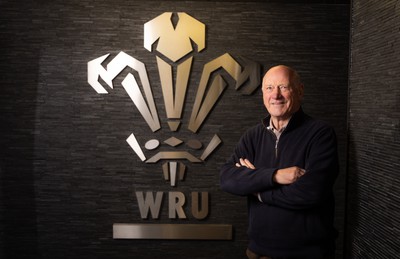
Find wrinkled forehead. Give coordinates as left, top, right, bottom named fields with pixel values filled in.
left=263, top=67, right=292, bottom=85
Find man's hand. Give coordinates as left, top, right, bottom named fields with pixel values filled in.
left=273, top=166, right=305, bottom=185
left=235, top=158, right=256, bottom=169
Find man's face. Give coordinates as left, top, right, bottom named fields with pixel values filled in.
left=262, top=66, right=304, bottom=121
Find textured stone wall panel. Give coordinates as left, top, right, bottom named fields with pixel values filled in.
left=346, top=0, right=400, bottom=258
left=1, top=0, right=349, bottom=258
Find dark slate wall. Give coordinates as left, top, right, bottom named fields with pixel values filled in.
left=0, top=1, right=40, bottom=258
left=0, top=1, right=349, bottom=258
left=346, top=0, right=400, bottom=258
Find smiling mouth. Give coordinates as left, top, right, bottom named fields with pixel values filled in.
left=271, top=101, right=286, bottom=105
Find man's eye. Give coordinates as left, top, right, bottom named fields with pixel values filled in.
left=279, top=86, right=289, bottom=91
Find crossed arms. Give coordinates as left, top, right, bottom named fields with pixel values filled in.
left=219, top=127, right=339, bottom=210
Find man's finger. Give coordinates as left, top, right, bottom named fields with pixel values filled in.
left=244, top=158, right=256, bottom=169
left=240, top=158, right=246, bottom=166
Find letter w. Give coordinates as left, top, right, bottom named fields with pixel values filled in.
left=135, top=191, right=164, bottom=219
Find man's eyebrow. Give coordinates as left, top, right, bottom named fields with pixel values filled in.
left=264, top=84, right=288, bottom=86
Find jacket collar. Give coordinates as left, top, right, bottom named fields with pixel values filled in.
left=262, top=107, right=306, bottom=132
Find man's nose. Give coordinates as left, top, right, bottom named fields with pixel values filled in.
left=274, top=85, right=284, bottom=93
left=270, top=88, right=282, bottom=98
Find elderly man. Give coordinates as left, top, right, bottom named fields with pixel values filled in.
left=220, top=65, right=339, bottom=259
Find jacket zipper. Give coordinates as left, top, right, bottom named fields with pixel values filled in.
left=263, top=119, right=287, bottom=160
left=266, top=127, right=284, bottom=159
left=265, top=127, right=279, bottom=159
left=262, top=116, right=293, bottom=160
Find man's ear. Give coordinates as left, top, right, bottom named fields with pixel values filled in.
left=298, top=83, right=305, bottom=99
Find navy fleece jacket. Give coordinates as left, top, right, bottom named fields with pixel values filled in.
left=220, top=108, right=339, bottom=258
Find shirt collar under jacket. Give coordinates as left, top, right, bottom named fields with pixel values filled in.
left=268, top=118, right=289, bottom=134
left=261, top=107, right=305, bottom=135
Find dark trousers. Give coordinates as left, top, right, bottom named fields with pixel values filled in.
left=246, top=248, right=335, bottom=259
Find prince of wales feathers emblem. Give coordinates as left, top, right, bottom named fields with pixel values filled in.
left=87, top=12, right=260, bottom=186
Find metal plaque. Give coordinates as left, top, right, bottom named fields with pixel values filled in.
left=113, top=223, right=232, bottom=240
